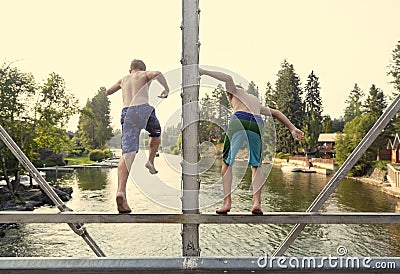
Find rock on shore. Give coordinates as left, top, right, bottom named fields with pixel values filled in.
left=0, top=184, right=73, bottom=237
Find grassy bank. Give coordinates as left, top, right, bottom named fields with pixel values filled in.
left=64, top=156, right=94, bottom=165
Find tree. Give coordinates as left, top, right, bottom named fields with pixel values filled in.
left=363, top=84, right=386, bottom=118
left=90, top=88, right=114, bottom=148
left=322, top=115, right=333, bottom=133
left=331, top=118, right=345, bottom=132
left=302, top=71, right=323, bottom=153
left=335, top=114, right=375, bottom=176
left=34, top=73, right=79, bottom=153
left=386, top=41, right=400, bottom=134
left=0, top=64, right=78, bottom=194
left=262, top=82, right=277, bottom=160
left=77, top=88, right=113, bottom=150
left=388, top=40, right=400, bottom=95
left=274, top=60, right=303, bottom=153
left=363, top=84, right=387, bottom=160
left=77, top=101, right=97, bottom=150
left=265, top=81, right=276, bottom=109
left=322, top=116, right=345, bottom=133
left=246, top=81, right=259, bottom=98
left=343, top=83, right=364, bottom=123
left=199, top=85, right=230, bottom=144
left=0, top=62, right=36, bottom=194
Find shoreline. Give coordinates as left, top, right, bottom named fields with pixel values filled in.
left=348, top=176, right=400, bottom=199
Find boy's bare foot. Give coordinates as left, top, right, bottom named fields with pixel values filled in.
left=251, top=207, right=263, bottom=215
left=216, top=205, right=231, bottom=214
left=145, top=161, right=158, bottom=174
left=116, top=193, right=131, bottom=213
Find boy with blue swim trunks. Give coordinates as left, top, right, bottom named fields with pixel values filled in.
left=199, top=68, right=304, bottom=215
left=106, top=59, right=169, bottom=213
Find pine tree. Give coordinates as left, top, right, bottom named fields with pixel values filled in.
left=274, top=60, right=303, bottom=153
left=303, top=71, right=323, bottom=153
left=388, top=40, right=400, bottom=95
left=246, top=81, right=259, bottom=98
left=90, top=87, right=114, bottom=148
left=387, top=41, right=400, bottom=134
left=363, top=84, right=386, bottom=118
left=265, top=81, right=276, bottom=109
left=343, top=83, right=364, bottom=123
left=362, top=84, right=387, bottom=160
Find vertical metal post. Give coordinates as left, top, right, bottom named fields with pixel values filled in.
left=273, top=94, right=400, bottom=256
left=181, top=0, right=201, bottom=256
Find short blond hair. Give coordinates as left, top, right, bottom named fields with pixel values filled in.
left=130, top=59, right=146, bottom=71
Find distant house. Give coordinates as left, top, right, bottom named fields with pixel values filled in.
left=317, top=133, right=339, bottom=159
left=387, top=134, right=400, bottom=163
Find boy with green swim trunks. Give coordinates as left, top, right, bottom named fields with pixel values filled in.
left=199, top=68, right=304, bottom=215
left=106, top=59, right=169, bottom=213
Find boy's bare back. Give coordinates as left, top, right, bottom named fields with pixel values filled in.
left=120, top=71, right=152, bottom=107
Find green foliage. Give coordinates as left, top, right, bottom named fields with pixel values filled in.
left=89, top=149, right=106, bottom=162
left=373, top=160, right=389, bottom=171
left=344, top=84, right=364, bottom=123
left=199, top=85, right=230, bottom=144
left=335, top=114, right=376, bottom=176
left=274, top=60, right=303, bottom=153
left=331, top=118, right=345, bottom=132
left=0, top=63, right=77, bottom=188
left=302, top=71, right=323, bottom=153
left=265, top=81, right=276, bottom=108
left=246, top=81, right=259, bottom=98
left=77, top=88, right=114, bottom=150
left=363, top=84, right=386, bottom=118
left=322, top=115, right=333, bottom=133
left=388, top=40, right=400, bottom=94
left=64, top=156, right=93, bottom=165
left=103, top=149, right=113, bottom=159
left=275, top=152, right=290, bottom=160
left=386, top=42, right=400, bottom=135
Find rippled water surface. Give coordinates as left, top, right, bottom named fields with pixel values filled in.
left=1, top=152, right=400, bottom=258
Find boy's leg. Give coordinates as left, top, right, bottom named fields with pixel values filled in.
left=216, top=162, right=233, bottom=214
left=145, top=136, right=160, bottom=174
left=145, top=109, right=161, bottom=174
left=116, top=151, right=136, bottom=213
left=247, top=130, right=264, bottom=214
left=251, top=166, right=264, bottom=215
left=217, top=131, right=245, bottom=214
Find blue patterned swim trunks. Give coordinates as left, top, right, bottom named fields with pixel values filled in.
left=120, top=104, right=161, bottom=154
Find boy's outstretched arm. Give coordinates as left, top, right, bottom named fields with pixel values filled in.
left=146, top=71, right=170, bottom=98
left=261, top=106, right=304, bottom=141
left=106, top=79, right=122, bottom=95
left=199, top=68, right=237, bottom=94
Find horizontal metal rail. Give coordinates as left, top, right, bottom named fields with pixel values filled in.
left=1, top=212, right=400, bottom=224
left=0, top=257, right=399, bottom=273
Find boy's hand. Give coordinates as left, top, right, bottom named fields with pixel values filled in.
left=158, top=90, right=169, bottom=99
left=291, top=128, right=304, bottom=141
left=198, top=67, right=206, bottom=76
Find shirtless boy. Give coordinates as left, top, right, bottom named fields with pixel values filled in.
left=106, top=59, right=169, bottom=213
left=199, top=68, right=304, bottom=215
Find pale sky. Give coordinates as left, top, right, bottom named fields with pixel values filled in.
left=1, top=0, right=400, bottom=131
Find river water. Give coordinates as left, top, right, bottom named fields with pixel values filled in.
left=1, top=152, right=400, bottom=258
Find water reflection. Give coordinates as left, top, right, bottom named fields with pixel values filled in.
left=1, top=159, right=400, bottom=257
left=75, top=169, right=109, bottom=191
